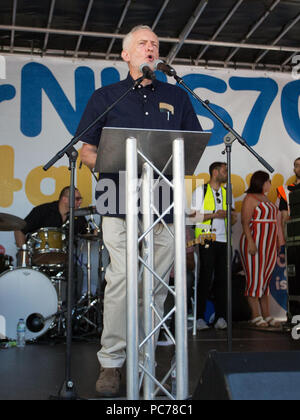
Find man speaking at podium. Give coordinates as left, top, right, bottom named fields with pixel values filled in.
left=76, top=24, right=202, bottom=397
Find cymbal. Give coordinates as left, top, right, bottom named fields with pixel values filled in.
left=73, top=206, right=97, bottom=217
left=0, top=213, right=27, bottom=231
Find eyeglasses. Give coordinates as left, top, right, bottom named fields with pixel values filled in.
left=215, top=192, right=221, bottom=204
left=75, top=197, right=83, bottom=201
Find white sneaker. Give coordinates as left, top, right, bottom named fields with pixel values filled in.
left=196, top=319, right=210, bottom=331
left=214, top=318, right=228, bottom=330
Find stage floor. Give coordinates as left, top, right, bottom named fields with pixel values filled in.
left=0, top=323, right=299, bottom=400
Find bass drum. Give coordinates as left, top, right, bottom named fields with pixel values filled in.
left=0, top=268, right=58, bottom=341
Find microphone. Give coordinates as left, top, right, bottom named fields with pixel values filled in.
left=26, top=313, right=45, bottom=333
left=139, top=62, right=156, bottom=80
left=26, top=310, right=66, bottom=332
left=154, top=59, right=177, bottom=77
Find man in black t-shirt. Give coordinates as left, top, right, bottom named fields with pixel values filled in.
left=14, top=186, right=87, bottom=249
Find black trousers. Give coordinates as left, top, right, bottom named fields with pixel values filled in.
left=197, top=241, right=227, bottom=321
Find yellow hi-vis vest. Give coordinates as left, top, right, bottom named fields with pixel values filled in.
left=195, top=183, right=227, bottom=239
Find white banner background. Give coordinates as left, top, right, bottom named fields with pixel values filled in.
left=1, top=54, right=299, bottom=317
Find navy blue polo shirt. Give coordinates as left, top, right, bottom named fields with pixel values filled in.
left=76, top=73, right=202, bottom=220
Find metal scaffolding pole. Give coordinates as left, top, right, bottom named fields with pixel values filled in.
left=125, top=135, right=188, bottom=400
left=173, top=138, right=189, bottom=400
left=126, top=137, right=139, bottom=400
left=141, top=162, right=155, bottom=400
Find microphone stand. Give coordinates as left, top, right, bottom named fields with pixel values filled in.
left=43, top=74, right=146, bottom=400
left=171, top=70, right=274, bottom=352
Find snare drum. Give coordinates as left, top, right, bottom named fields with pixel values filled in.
left=29, top=227, right=67, bottom=266
left=0, top=268, right=58, bottom=341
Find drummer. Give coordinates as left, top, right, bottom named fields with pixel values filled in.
left=14, top=186, right=88, bottom=249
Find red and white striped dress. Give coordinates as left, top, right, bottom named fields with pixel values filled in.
left=240, top=198, right=278, bottom=298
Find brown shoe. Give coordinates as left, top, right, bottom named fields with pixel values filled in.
left=95, top=367, right=121, bottom=398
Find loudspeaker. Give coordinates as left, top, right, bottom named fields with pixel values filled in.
left=286, top=242, right=300, bottom=297
left=290, top=190, right=300, bottom=219
left=286, top=218, right=300, bottom=241
left=193, top=351, right=300, bottom=400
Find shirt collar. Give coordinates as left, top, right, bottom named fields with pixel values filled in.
left=125, top=72, right=157, bottom=91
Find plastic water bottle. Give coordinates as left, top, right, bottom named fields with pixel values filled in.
left=171, top=355, right=176, bottom=398
left=16, top=318, right=26, bottom=348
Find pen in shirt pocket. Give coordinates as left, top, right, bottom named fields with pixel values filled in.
left=159, top=102, right=174, bottom=121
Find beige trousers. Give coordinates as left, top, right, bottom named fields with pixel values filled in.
left=97, top=216, right=174, bottom=368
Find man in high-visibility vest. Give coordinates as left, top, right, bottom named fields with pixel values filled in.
left=190, top=162, right=237, bottom=331
left=277, top=157, right=300, bottom=235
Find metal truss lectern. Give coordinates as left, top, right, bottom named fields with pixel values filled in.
left=95, top=127, right=210, bottom=400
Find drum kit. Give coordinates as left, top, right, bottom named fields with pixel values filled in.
left=0, top=209, right=104, bottom=343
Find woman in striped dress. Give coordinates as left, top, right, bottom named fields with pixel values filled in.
left=240, top=171, right=279, bottom=328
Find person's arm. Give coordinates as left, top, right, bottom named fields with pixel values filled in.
left=231, top=194, right=238, bottom=226
left=14, top=205, right=44, bottom=248
left=188, top=186, right=205, bottom=224
left=80, top=143, right=98, bottom=170
left=281, top=209, right=290, bottom=239
left=181, top=90, right=203, bottom=131
left=241, top=195, right=257, bottom=256
left=76, top=89, right=107, bottom=170
left=186, top=251, right=195, bottom=272
left=192, top=210, right=226, bottom=222
left=231, top=210, right=238, bottom=226
left=14, top=230, right=26, bottom=248
left=188, top=184, right=227, bottom=224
